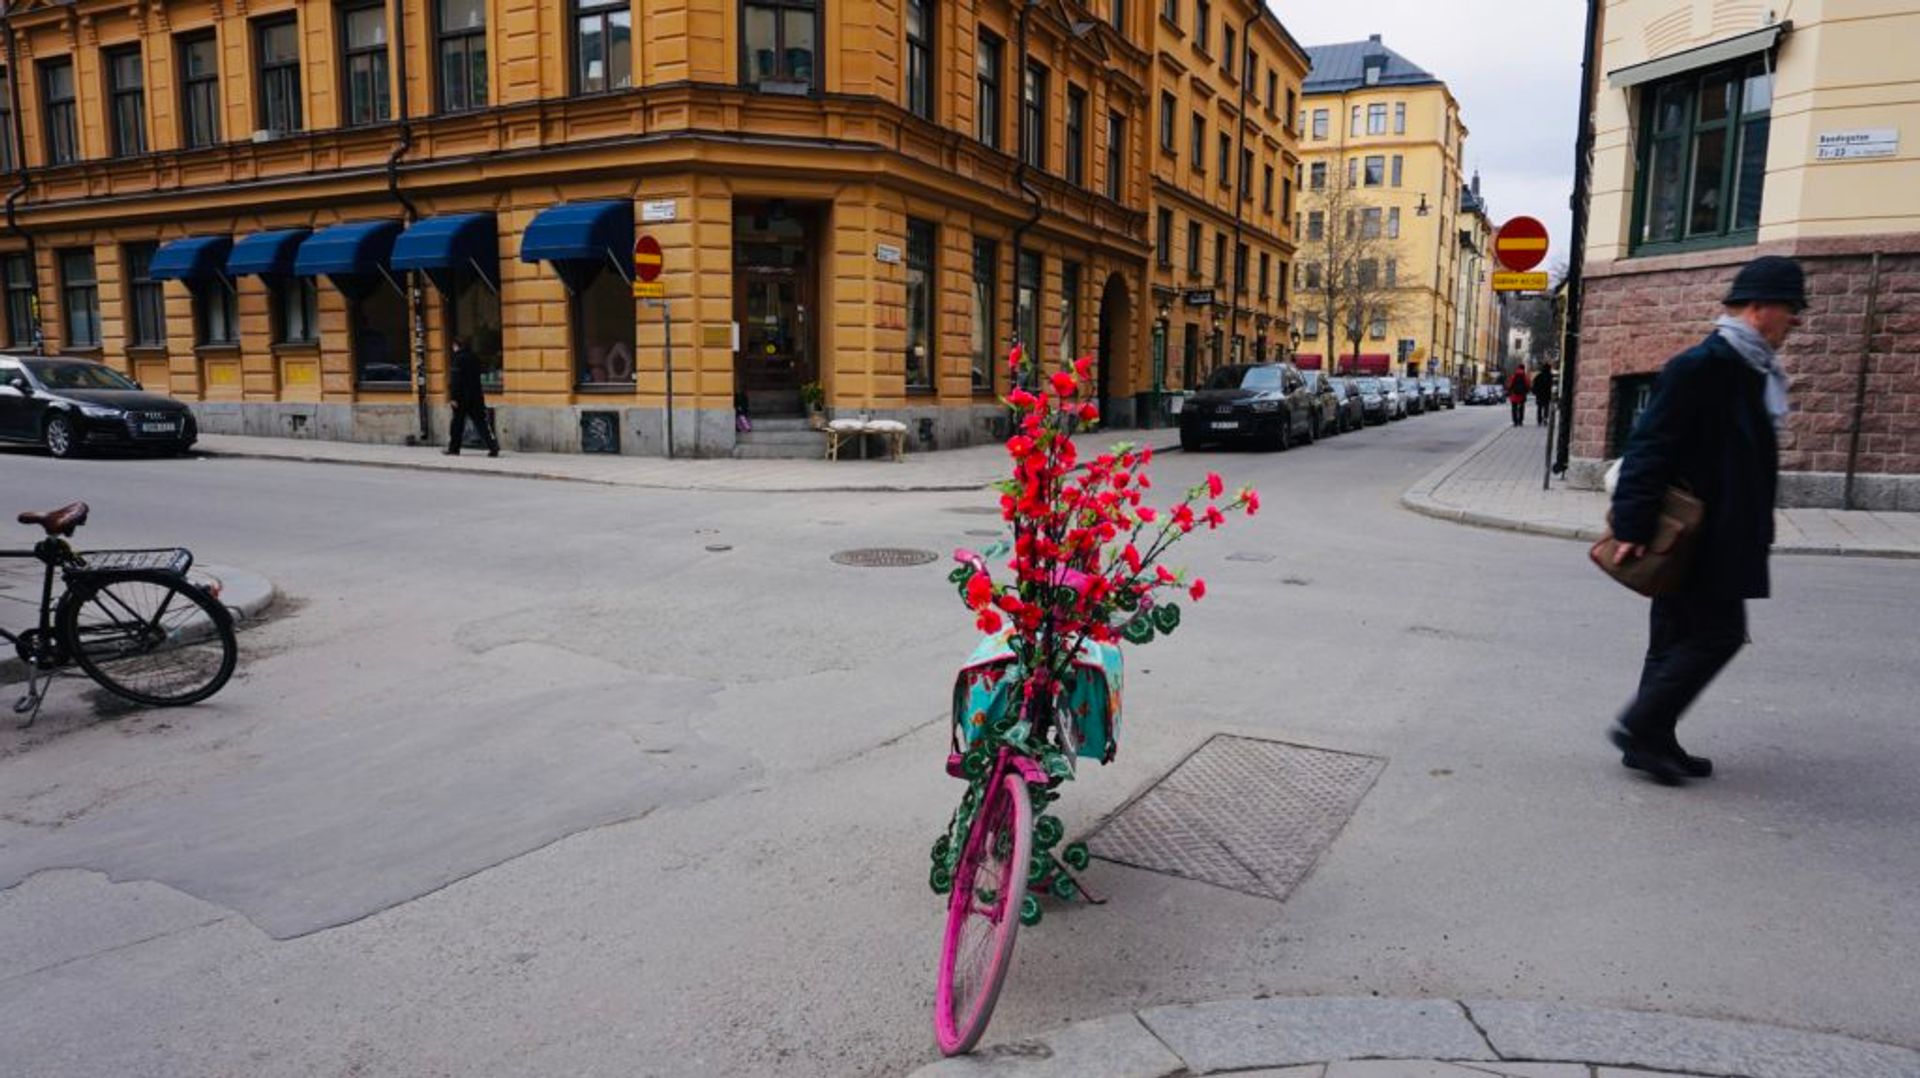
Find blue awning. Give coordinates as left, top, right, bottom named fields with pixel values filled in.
left=391, top=213, right=498, bottom=276
left=149, top=235, right=234, bottom=281
left=293, top=219, right=404, bottom=277
left=226, top=229, right=311, bottom=277
left=520, top=201, right=632, bottom=264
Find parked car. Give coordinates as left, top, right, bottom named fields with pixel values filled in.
left=1347, top=377, right=1389, bottom=424
left=1298, top=370, right=1345, bottom=439
left=1433, top=376, right=1457, bottom=409
left=0, top=354, right=197, bottom=458
left=1467, top=382, right=1504, bottom=406
left=1327, top=377, right=1368, bottom=432
left=1178, top=362, right=1316, bottom=452
left=1398, top=376, right=1426, bottom=416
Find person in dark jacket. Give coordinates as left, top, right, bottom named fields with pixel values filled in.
left=1606, top=255, right=1801, bottom=784
left=444, top=338, right=499, bottom=457
left=1505, top=366, right=1530, bottom=427
left=1532, top=364, right=1555, bottom=426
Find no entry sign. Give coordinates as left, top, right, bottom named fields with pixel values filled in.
left=633, top=235, right=664, bottom=283
left=1493, top=217, right=1548, bottom=273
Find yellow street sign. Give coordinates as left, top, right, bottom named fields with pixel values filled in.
left=1492, top=271, right=1549, bottom=292
left=633, top=280, right=667, bottom=299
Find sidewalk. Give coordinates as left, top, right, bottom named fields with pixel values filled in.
left=906, top=996, right=1920, bottom=1077
left=1402, top=424, right=1920, bottom=559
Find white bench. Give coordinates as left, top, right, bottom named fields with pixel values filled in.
left=825, top=418, right=908, bottom=462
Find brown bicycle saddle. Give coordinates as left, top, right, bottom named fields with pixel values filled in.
left=17, top=502, right=90, bottom=536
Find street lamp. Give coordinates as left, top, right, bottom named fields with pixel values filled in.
left=1415, top=192, right=1431, bottom=218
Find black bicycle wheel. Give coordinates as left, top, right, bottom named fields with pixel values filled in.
left=58, top=569, right=237, bottom=707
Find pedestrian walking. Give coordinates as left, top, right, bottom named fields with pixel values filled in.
left=1606, top=255, right=1800, bottom=784
left=444, top=338, right=499, bottom=457
left=1532, top=364, right=1555, bottom=426
left=1505, top=366, right=1530, bottom=427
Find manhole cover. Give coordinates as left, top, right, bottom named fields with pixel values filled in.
left=1087, top=735, right=1384, bottom=901
left=964, top=529, right=1001, bottom=538
left=1226, top=552, right=1276, bottom=563
left=830, top=548, right=940, bottom=568
left=944, top=506, right=1003, bottom=516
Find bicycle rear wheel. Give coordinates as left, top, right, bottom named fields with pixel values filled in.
left=935, top=771, right=1033, bottom=1056
left=58, top=569, right=237, bottom=708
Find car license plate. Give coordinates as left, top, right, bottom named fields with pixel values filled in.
left=1209, top=420, right=1238, bottom=431
left=140, top=422, right=177, bottom=434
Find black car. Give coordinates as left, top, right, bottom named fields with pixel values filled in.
left=1432, top=376, right=1457, bottom=409
left=1298, top=370, right=1344, bottom=439
left=0, top=355, right=198, bottom=458
left=1467, top=383, right=1503, bottom=406
left=1397, top=376, right=1426, bottom=416
left=1326, top=377, right=1367, bottom=432
left=1348, top=377, right=1393, bottom=424
left=1179, top=362, right=1316, bottom=451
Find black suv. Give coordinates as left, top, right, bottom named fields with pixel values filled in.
left=0, top=355, right=198, bottom=458
left=1179, top=362, right=1316, bottom=451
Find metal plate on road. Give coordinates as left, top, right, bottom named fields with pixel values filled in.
left=830, top=547, right=940, bottom=568
left=1087, top=735, right=1385, bottom=901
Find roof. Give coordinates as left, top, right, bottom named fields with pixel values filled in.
left=1302, top=35, right=1440, bottom=94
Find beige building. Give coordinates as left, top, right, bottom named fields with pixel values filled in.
left=1573, top=0, right=1920, bottom=506
left=1142, top=0, right=1308, bottom=406
left=0, top=0, right=1165, bottom=456
left=1292, top=34, right=1493, bottom=382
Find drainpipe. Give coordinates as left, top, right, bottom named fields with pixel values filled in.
left=3, top=10, right=42, bottom=353
left=1224, top=13, right=1255, bottom=365
left=384, top=4, right=430, bottom=444
left=1009, top=0, right=1044, bottom=389
left=1553, top=0, right=1603, bottom=478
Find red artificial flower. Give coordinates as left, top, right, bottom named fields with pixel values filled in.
left=966, top=571, right=994, bottom=608
left=1189, top=578, right=1207, bottom=601
left=1008, top=388, right=1040, bottom=410
left=977, top=608, right=1005, bottom=634
left=1173, top=504, right=1195, bottom=532
left=1006, top=435, right=1036, bottom=458
left=1123, top=544, right=1143, bottom=573
left=1156, top=565, right=1178, bottom=584
left=1050, top=370, right=1079, bottom=398
left=1008, top=343, right=1023, bottom=370
left=996, top=593, right=1028, bottom=615
left=1244, top=489, right=1261, bottom=515
left=1207, top=472, right=1225, bottom=499
left=1074, top=355, right=1094, bottom=381
left=1078, top=402, right=1099, bottom=423
left=1137, top=506, right=1159, bottom=523
left=1204, top=506, right=1226, bottom=530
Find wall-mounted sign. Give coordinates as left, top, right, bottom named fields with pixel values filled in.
left=1815, top=129, right=1898, bottom=161
left=642, top=200, right=678, bottom=222
left=1182, top=288, right=1215, bottom=307
left=875, top=243, right=903, bottom=265
left=1492, top=271, right=1550, bottom=292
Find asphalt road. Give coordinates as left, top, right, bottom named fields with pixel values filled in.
left=2, top=410, right=1915, bottom=1077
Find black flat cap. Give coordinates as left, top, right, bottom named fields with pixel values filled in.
left=1724, top=255, right=1807, bottom=309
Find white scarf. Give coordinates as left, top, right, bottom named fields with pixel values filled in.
left=1714, top=314, right=1791, bottom=430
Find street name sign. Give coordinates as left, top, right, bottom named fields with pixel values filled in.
left=1492, top=271, right=1549, bottom=292
left=1493, top=217, right=1549, bottom=273
left=1815, top=129, right=1898, bottom=161
left=1183, top=288, right=1215, bottom=307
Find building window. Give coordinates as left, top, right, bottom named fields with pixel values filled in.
left=1162, top=0, right=1178, bottom=26
left=1213, top=232, right=1226, bottom=282
left=1221, top=27, right=1236, bottom=74
left=1156, top=208, right=1173, bottom=265
left=1385, top=258, right=1398, bottom=287
left=40, top=59, right=79, bottom=165
left=349, top=285, right=409, bottom=385
left=1105, top=111, right=1125, bottom=199
left=1190, top=112, right=1205, bottom=170
left=976, top=31, right=1003, bottom=149
left=1216, top=132, right=1230, bottom=187
left=1391, top=155, right=1403, bottom=187
left=1394, top=101, right=1406, bottom=134
left=1194, top=0, right=1210, bottom=52
left=1370, top=308, right=1387, bottom=339
left=1311, top=108, right=1328, bottom=140
left=1307, top=211, right=1324, bottom=241
left=1066, top=85, right=1087, bottom=186
left=4, top=253, right=33, bottom=348
left=1240, top=148, right=1253, bottom=201
left=105, top=47, right=148, bottom=157
left=1021, top=61, right=1048, bottom=169
left=576, top=0, right=634, bottom=94
left=1363, top=155, right=1385, bottom=186
left=178, top=34, right=220, bottom=147
left=256, top=17, right=303, bottom=134
left=1357, top=259, right=1378, bottom=288
left=195, top=281, right=239, bottom=346
left=905, top=0, right=933, bottom=118
left=1110, top=0, right=1127, bottom=34
left=970, top=237, right=998, bottom=392
left=1185, top=220, right=1201, bottom=275
left=1262, top=164, right=1274, bottom=210
left=1309, top=161, right=1326, bottom=190
left=1245, top=50, right=1256, bottom=88
left=1360, top=207, right=1382, bottom=239
left=1281, top=84, right=1292, bottom=121
left=436, top=0, right=488, bottom=112
left=1013, top=249, right=1044, bottom=351
left=341, top=3, right=393, bottom=127
left=1159, top=91, right=1176, bottom=152
left=1258, top=251, right=1271, bottom=300
left=1350, top=104, right=1361, bottom=136
left=1282, top=176, right=1293, bottom=220
left=1182, top=322, right=1199, bottom=387
left=1278, top=259, right=1289, bottom=303
left=59, top=249, right=100, bottom=349
left=1302, top=311, right=1319, bottom=338
left=447, top=271, right=502, bottom=390
left=1387, top=206, right=1401, bottom=238
left=273, top=276, right=319, bottom=344
left=1635, top=58, right=1772, bottom=249
left=1060, top=259, right=1081, bottom=360
left=1233, top=242, right=1248, bottom=294
left=570, top=268, right=636, bottom=385
left=906, top=218, right=935, bottom=391
left=1348, top=157, right=1358, bottom=188
left=124, top=243, right=166, bottom=348
left=1367, top=102, right=1387, bottom=135
left=0, top=72, right=12, bottom=172
left=1304, top=262, right=1321, bottom=289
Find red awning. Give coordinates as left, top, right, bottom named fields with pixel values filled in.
left=1335, top=354, right=1392, bottom=375
left=1294, top=353, right=1323, bottom=370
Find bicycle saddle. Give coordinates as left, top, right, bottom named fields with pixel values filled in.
left=18, top=502, right=89, bottom=536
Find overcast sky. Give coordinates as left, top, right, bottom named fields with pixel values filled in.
left=1272, top=0, right=1590, bottom=270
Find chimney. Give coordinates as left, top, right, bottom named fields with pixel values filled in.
left=1368, top=33, right=1382, bottom=44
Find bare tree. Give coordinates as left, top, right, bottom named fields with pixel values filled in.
left=1296, top=168, right=1412, bottom=373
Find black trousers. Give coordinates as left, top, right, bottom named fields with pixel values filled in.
left=1620, top=593, right=1747, bottom=747
left=1510, top=399, right=1526, bottom=426
left=448, top=400, right=498, bottom=453
left=1535, top=397, right=1551, bottom=425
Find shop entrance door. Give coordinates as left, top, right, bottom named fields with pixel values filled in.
left=733, top=202, right=818, bottom=416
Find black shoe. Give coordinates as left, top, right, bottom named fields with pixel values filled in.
left=443, top=448, right=460, bottom=456
left=487, top=448, right=499, bottom=458
left=1609, top=724, right=1690, bottom=785
left=1670, top=746, right=1713, bottom=778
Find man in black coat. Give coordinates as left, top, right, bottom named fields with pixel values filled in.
left=1532, top=364, right=1555, bottom=426
left=1606, top=255, right=1801, bottom=784
left=444, top=337, right=499, bottom=457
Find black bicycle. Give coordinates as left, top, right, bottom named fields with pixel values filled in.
left=3, top=502, right=237, bottom=728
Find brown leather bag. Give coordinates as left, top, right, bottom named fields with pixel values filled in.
left=1589, top=485, right=1706, bottom=597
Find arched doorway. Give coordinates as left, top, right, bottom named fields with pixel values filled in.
left=1096, top=272, right=1131, bottom=426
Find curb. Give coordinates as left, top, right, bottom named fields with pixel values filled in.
left=1399, top=432, right=1920, bottom=560
left=905, top=996, right=1920, bottom=1078
left=1, top=563, right=276, bottom=683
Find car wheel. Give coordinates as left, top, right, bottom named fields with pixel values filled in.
left=1305, top=415, right=1318, bottom=445
left=1277, top=414, right=1292, bottom=451
left=43, top=414, right=77, bottom=459
left=1180, top=430, right=1200, bottom=453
